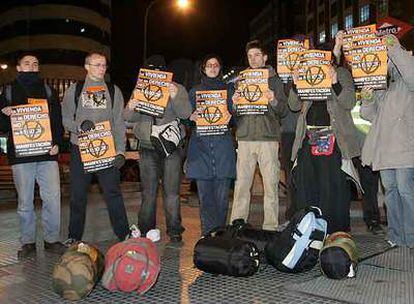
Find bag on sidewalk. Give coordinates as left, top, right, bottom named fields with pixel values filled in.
left=193, top=235, right=260, bottom=277
left=101, top=238, right=160, bottom=294
left=214, top=219, right=279, bottom=262
left=52, top=242, right=104, bottom=301
left=265, top=206, right=327, bottom=273
left=320, top=231, right=358, bottom=279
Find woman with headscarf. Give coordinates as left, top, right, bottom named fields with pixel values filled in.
left=186, top=54, right=236, bottom=236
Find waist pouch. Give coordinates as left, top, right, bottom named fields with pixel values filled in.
left=306, top=127, right=335, bottom=156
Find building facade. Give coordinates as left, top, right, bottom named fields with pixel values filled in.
left=0, top=0, right=111, bottom=99
left=250, top=0, right=389, bottom=56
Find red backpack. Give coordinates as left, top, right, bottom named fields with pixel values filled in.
left=101, top=238, right=160, bottom=294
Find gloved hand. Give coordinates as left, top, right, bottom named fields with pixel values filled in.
left=113, top=154, right=126, bottom=169
left=80, top=120, right=95, bottom=132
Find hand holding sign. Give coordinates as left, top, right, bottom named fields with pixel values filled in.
left=1, top=106, right=12, bottom=116
left=49, top=144, right=59, bottom=156
left=382, top=34, right=398, bottom=49
left=360, top=86, right=374, bottom=100
left=169, top=83, right=178, bottom=99
left=328, top=66, right=338, bottom=85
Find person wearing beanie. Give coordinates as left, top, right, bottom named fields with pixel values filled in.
left=185, top=54, right=236, bottom=236
left=61, top=52, right=130, bottom=245
left=124, top=54, right=192, bottom=243
left=0, top=54, right=66, bottom=258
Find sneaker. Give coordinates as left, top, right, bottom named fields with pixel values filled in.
left=44, top=241, right=66, bottom=255
left=367, top=223, right=385, bottom=235
left=63, top=238, right=78, bottom=247
left=17, top=243, right=36, bottom=259
left=386, top=239, right=398, bottom=248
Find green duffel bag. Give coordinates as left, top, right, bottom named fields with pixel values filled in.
left=319, top=231, right=358, bottom=279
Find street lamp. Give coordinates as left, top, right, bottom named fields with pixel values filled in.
left=142, top=0, right=190, bottom=63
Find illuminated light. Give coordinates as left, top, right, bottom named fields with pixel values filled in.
left=80, top=27, right=85, bottom=33
left=177, top=0, right=190, bottom=9
left=0, top=64, right=8, bottom=70
left=65, top=18, right=70, bottom=23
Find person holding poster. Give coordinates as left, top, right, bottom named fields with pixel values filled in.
left=0, top=53, right=65, bottom=258
left=229, top=40, right=288, bottom=231
left=333, top=30, right=384, bottom=234
left=288, top=43, right=360, bottom=233
left=62, top=52, right=130, bottom=244
left=124, top=55, right=192, bottom=243
left=185, top=54, right=236, bottom=236
left=360, top=35, right=414, bottom=248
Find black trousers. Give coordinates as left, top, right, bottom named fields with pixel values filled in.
left=281, top=132, right=296, bottom=220
left=352, top=157, right=381, bottom=226
left=68, top=145, right=129, bottom=241
left=293, top=140, right=351, bottom=233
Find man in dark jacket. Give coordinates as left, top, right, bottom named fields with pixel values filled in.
left=0, top=54, right=65, bottom=258
left=124, top=55, right=192, bottom=243
left=229, top=40, right=288, bottom=231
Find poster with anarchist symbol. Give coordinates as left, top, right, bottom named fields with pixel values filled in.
left=78, top=121, right=116, bottom=173
left=130, top=68, right=173, bottom=117
left=236, top=69, right=269, bottom=115
left=81, top=86, right=107, bottom=109
left=277, top=39, right=309, bottom=83
left=10, top=99, right=53, bottom=157
left=195, top=90, right=230, bottom=136
left=296, top=50, right=332, bottom=100
left=343, top=24, right=377, bottom=64
left=348, top=37, right=387, bottom=89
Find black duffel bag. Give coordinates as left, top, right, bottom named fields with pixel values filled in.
left=214, top=219, right=278, bottom=262
left=193, top=235, right=259, bottom=277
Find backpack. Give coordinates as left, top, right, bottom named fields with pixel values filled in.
left=150, top=118, right=182, bottom=158
left=214, top=219, right=279, bottom=263
left=73, top=81, right=115, bottom=119
left=101, top=238, right=160, bottom=294
left=265, top=206, right=327, bottom=273
left=193, top=235, right=260, bottom=277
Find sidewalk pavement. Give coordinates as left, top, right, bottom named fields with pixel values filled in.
left=0, top=186, right=412, bottom=304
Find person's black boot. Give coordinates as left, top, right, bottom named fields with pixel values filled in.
left=17, top=243, right=36, bottom=259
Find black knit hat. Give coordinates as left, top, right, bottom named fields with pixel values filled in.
left=144, top=55, right=167, bottom=71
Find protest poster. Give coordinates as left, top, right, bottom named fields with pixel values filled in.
left=343, top=24, right=377, bottom=63
left=78, top=121, right=116, bottom=173
left=296, top=50, right=332, bottom=100
left=10, top=99, right=53, bottom=157
left=195, top=90, right=229, bottom=136
left=277, top=38, right=309, bottom=83
left=131, top=68, right=173, bottom=117
left=348, top=36, right=388, bottom=89
left=236, top=68, right=269, bottom=115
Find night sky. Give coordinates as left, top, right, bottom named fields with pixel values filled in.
left=112, top=0, right=269, bottom=91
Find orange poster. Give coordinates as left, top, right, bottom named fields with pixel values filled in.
left=195, top=90, right=229, bottom=136
left=78, top=121, right=116, bottom=173
left=236, top=68, right=269, bottom=115
left=277, top=39, right=309, bottom=83
left=131, top=68, right=173, bottom=117
left=10, top=99, right=53, bottom=157
left=296, top=50, right=332, bottom=100
left=343, top=24, right=377, bottom=63
left=348, top=37, right=388, bottom=89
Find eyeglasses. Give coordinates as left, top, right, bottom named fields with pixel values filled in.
left=88, top=63, right=108, bottom=69
left=206, top=64, right=220, bottom=69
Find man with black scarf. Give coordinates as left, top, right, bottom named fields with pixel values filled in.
left=0, top=54, right=65, bottom=258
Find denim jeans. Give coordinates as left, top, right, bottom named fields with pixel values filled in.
left=380, top=168, right=414, bottom=246
left=138, top=148, right=184, bottom=237
left=68, top=145, right=129, bottom=241
left=196, top=179, right=232, bottom=236
left=12, top=161, right=61, bottom=245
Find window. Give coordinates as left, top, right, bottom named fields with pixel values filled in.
left=378, top=0, right=388, bottom=17
left=345, top=14, right=353, bottom=29
left=360, top=4, right=370, bottom=23
left=331, top=23, right=338, bottom=38
left=319, top=30, right=326, bottom=43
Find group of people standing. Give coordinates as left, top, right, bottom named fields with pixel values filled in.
left=0, top=30, right=413, bottom=259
